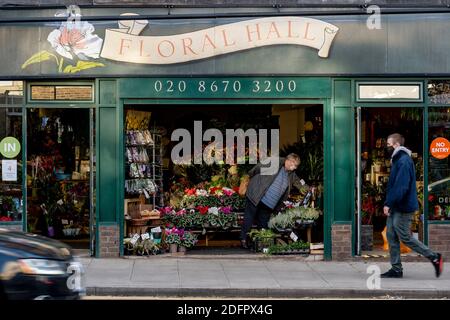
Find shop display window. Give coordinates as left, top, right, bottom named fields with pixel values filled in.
left=26, top=108, right=93, bottom=248
left=428, top=107, right=450, bottom=221
left=0, top=81, right=24, bottom=223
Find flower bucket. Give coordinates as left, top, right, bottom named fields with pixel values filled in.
left=253, top=238, right=275, bottom=253
left=152, top=232, right=162, bottom=244
left=178, top=246, right=187, bottom=254
left=169, top=244, right=178, bottom=253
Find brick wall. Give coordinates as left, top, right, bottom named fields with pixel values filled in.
left=428, top=224, right=450, bottom=262
left=332, top=224, right=352, bottom=260
left=99, top=224, right=120, bottom=258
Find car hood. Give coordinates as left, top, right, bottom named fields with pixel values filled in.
left=0, top=228, right=73, bottom=261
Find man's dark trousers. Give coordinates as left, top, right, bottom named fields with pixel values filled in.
left=240, top=198, right=273, bottom=241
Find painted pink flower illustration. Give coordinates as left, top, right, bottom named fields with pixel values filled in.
left=22, top=10, right=105, bottom=73
left=47, top=21, right=103, bottom=60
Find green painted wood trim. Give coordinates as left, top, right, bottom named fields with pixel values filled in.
left=333, top=80, right=352, bottom=107
left=118, top=99, right=124, bottom=257
left=95, top=79, right=100, bottom=258
left=25, top=103, right=94, bottom=109
left=428, top=221, right=450, bottom=225
left=0, top=222, right=22, bottom=226
left=22, top=103, right=27, bottom=232
left=333, top=221, right=353, bottom=225
left=98, top=222, right=119, bottom=226
left=123, top=99, right=327, bottom=105
left=95, top=79, right=119, bottom=257
left=333, top=106, right=354, bottom=222
left=423, top=101, right=429, bottom=245
left=323, top=98, right=333, bottom=260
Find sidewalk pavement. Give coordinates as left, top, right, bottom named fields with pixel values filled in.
left=79, top=254, right=449, bottom=299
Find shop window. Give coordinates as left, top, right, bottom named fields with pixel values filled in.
left=0, top=81, right=24, bottom=223
left=26, top=108, right=93, bottom=248
left=428, top=107, right=450, bottom=221
left=428, top=80, right=450, bottom=105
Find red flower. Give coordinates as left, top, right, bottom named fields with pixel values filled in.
left=428, top=195, right=435, bottom=202
left=196, top=206, right=209, bottom=215
left=185, top=188, right=196, bottom=196
left=232, top=186, right=240, bottom=193
left=209, top=187, right=222, bottom=194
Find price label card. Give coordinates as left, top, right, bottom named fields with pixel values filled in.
left=151, top=227, right=161, bottom=233
left=61, top=219, right=69, bottom=225
left=290, top=232, right=298, bottom=242
left=141, top=233, right=150, bottom=240
left=130, top=233, right=140, bottom=245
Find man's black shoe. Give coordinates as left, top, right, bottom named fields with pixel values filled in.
left=380, top=269, right=403, bottom=278
left=431, top=253, right=444, bottom=278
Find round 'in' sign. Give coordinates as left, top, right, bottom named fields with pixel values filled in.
left=0, top=137, right=21, bottom=158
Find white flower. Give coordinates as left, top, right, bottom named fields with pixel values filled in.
left=47, top=20, right=103, bottom=60
left=196, top=189, right=208, bottom=197
left=208, top=207, right=219, bottom=216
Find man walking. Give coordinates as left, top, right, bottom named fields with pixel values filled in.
left=381, top=133, right=444, bottom=278
left=240, top=153, right=308, bottom=249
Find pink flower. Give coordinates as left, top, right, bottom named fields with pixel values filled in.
left=176, top=209, right=187, bottom=216
left=220, top=206, right=232, bottom=214
left=222, top=188, right=235, bottom=196
left=47, top=21, right=103, bottom=60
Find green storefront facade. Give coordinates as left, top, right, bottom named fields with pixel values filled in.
left=0, top=7, right=449, bottom=259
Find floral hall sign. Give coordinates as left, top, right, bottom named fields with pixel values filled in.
left=21, top=13, right=339, bottom=74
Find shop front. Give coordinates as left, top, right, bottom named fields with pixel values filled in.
left=0, top=6, right=449, bottom=260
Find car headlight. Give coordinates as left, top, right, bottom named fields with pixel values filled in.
left=18, top=259, right=66, bottom=276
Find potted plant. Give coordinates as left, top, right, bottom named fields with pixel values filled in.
left=164, top=227, right=182, bottom=253
left=248, top=228, right=277, bottom=252
left=266, top=241, right=310, bottom=255
left=361, top=195, right=377, bottom=251
left=268, top=213, right=295, bottom=231
left=179, top=231, right=198, bottom=253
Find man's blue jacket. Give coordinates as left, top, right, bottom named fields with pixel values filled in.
left=384, top=147, right=419, bottom=213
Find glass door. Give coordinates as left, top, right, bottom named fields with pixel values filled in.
left=355, top=107, right=425, bottom=255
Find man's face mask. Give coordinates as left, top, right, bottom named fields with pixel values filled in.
left=385, top=146, right=395, bottom=158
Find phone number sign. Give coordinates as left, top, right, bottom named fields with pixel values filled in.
left=119, top=77, right=331, bottom=99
